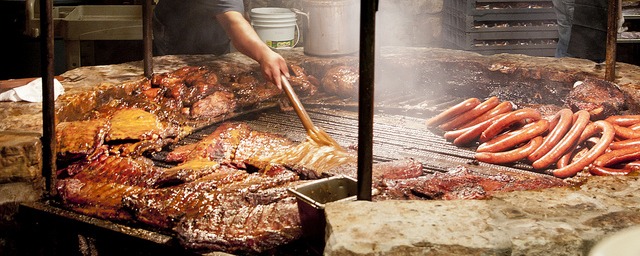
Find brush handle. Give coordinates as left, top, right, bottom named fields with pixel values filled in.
left=281, top=75, right=315, bottom=132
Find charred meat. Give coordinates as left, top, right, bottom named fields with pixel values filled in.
left=566, top=78, right=627, bottom=120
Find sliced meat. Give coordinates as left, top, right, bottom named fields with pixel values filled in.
left=58, top=153, right=163, bottom=188
left=105, top=108, right=167, bottom=141
left=153, top=159, right=222, bottom=188
left=166, top=122, right=252, bottom=163
left=233, top=130, right=295, bottom=169
left=190, top=91, right=237, bottom=119
left=56, top=178, right=146, bottom=222
left=374, top=166, right=567, bottom=201
left=56, top=118, right=110, bottom=161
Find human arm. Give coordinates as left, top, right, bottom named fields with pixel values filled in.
left=216, top=10, right=289, bottom=89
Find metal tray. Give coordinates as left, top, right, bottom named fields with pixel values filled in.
left=288, top=175, right=357, bottom=247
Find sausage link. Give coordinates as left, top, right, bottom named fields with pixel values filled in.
left=593, top=146, right=640, bottom=167
left=459, top=101, right=514, bottom=129
left=552, top=120, right=615, bottom=178
left=624, top=160, right=640, bottom=171
left=604, top=115, right=640, bottom=127
left=528, top=109, right=573, bottom=162
left=439, top=97, right=500, bottom=131
left=610, top=137, right=640, bottom=150
left=425, top=98, right=481, bottom=127
left=475, top=136, right=542, bottom=164
left=532, top=110, right=590, bottom=170
left=589, top=165, right=632, bottom=176
left=612, top=124, right=640, bottom=140
left=477, top=119, right=549, bottom=153
left=446, top=113, right=509, bottom=146
left=557, top=143, right=591, bottom=169
left=479, top=108, right=542, bottom=143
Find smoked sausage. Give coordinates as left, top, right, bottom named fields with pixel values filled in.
left=459, top=101, right=514, bottom=129
left=477, top=119, right=549, bottom=153
left=439, top=97, right=500, bottom=131
left=528, top=108, right=573, bottom=162
left=552, top=120, right=615, bottom=178
left=532, top=110, right=590, bottom=170
left=425, top=98, right=481, bottom=127
left=479, top=108, right=542, bottom=143
left=475, top=136, right=542, bottom=164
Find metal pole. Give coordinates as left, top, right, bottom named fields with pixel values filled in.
left=357, top=0, right=378, bottom=201
left=41, top=0, right=55, bottom=196
left=605, top=0, right=619, bottom=82
left=143, top=0, right=153, bottom=78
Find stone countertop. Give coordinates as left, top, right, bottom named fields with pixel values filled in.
left=324, top=176, right=640, bottom=255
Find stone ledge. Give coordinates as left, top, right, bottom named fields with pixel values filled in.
left=0, top=132, right=43, bottom=184
left=324, top=176, right=640, bottom=255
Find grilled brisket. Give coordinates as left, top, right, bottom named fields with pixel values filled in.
left=566, top=78, right=627, bottom=120
left=321, top=65, right=359, bottom=98
left=56, top=178, right=146, bottom=221
left=56, top=118, right=110, bottom=161
left=166, top=122, right=252, bottom=163
left=374, top=165, right=568, bottom=200
left=58, top=153, right=163, bottom=187
left=122, top=166, right=302, bottom=253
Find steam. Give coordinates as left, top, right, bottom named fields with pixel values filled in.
left=372, top=1, right=448, bottom=101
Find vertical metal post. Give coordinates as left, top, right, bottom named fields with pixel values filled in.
left=143, top=0, right=154, bottom=78
left=605, top=0, right=619, bottom=82
left=357, top=0, right=378, bottom=201
left=41, top=0, right=55, bottom=196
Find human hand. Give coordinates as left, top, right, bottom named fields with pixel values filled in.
left=257, top=51, right=289, bottom=90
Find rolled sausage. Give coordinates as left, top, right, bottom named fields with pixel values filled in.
left=475, top=136, right=542, bottom=164
left=459, top=101, right=514, bottom=129
left=479, top=108, right=542, bottom=143
left=610, top=137, right=640, bottom=150
left=445, top=113, right=509, bottom=146
left=612, top=124, right=640, bottom=140
left=604, top=115, right=640, bottom=127
left=528, top=108, right=573, bottom=162
left=593, top=146, right=640, bottom=167
left=439, top=96, right=500, bottom=131
left=477, top=119, right=549, bottom=153
left=532, top=110, right=590, bottom=170
left=589, top=165, right=632, bottom=176
left=425, top=98, right=481, bottom=127
left=552, top=120, right=615, bottom=178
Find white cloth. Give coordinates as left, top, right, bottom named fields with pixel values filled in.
left=0, top=78, right=64, bottom=102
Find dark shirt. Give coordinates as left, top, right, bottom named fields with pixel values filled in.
left=153, top=0, right=244, bottom=56
left=567, top=0, right=608, bottom=62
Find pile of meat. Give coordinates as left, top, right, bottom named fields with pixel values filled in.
left=427, top=94, right=640, bottom=178
left=51, top=63, right=576, bottom=254
left=54, top=117, right=568, bottom=253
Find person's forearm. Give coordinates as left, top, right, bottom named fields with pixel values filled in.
left=217, top=11, right=271, bottom=63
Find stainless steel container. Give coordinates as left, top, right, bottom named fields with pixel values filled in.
left=296, top=0, right=360, bottom=57
left=288, top=175, right=357, bottom=247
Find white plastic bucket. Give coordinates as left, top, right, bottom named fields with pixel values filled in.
left=250, top=8, right=299, bottom=49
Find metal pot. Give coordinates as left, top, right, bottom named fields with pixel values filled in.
left=294, top=0, right=360, bottom=57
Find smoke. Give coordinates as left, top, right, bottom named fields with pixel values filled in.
left=372, top=0, right=448, bottom=101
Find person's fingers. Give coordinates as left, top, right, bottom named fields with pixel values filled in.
left=279, top=58, right=290, bottom=78
left=272, top=68, right=282, bottom=90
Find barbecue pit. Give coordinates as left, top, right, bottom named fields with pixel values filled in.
left=4, top=47, right=640, bottom=255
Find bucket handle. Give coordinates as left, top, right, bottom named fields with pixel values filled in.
left=291, top=8, right=309, bottom=23
left=292, top=23, right=301, bottom=48
left=290, top=8, right=307, bottom=49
